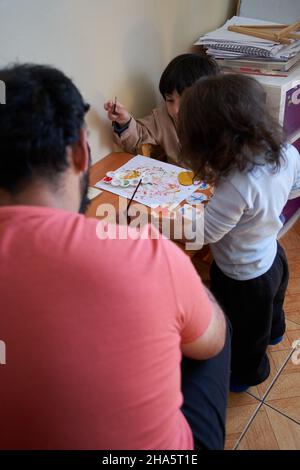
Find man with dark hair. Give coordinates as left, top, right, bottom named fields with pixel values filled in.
left=0, top=64, right=229, bottom=450
left=0, top=64, right=90, bottom=211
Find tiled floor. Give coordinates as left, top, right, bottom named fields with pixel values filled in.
left=225, top=218, right=300, bottom=450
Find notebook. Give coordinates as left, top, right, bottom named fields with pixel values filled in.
left=195, top=16, right=300, bottom=59
left=215, top=53, right=300, bottom=72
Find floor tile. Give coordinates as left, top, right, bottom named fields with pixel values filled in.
left=237, top=406, right=278, bottom=450
left=280, top=228, right=300, bottom=250
left=238, top=405, right=300, bottom=450
left=287, top=277, right=300, bottom=296
left=265, top=398, right=300, bottom=424
left=225, top=396, right=260, bottom=450
left=284, top=294, right=300, bottom=324
left=225, top=392, right=260, bottom=449
left=285, top=310, right=300, bottom=325
left=264, top=406, right=300, bottom=449
left=284, top=322, right=300, bottom=351
left=266, top=369, right=300, bottom=404
left=288, top=263, right=300, bottom=278
left=270, top=348, right=296, bottom=371
left=225, top=402, right=259, bottom=436
left=224, top=433, right=241, bottom=450
left=265, top=355, right=300, bottom=422
left=283, top=249, right=300, bottom=266
left=227, top=391, right=259, bottom=408
left=284, top=293, right=300, bottom=314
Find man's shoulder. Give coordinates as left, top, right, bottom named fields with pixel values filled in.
left=18, top=207, right=188, bottom=274
left=11, top=206, right=100, bottom=254
left=45, top=213, right=180, bottom=265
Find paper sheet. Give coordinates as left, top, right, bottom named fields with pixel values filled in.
left=88, top=187, right=103, bottom=200
left=95, top=155, right=202, bottom=208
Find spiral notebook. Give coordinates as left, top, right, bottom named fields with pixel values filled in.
left=204, top=43, right=278, bottom=58
left=195, top=16, right=300, bottom=59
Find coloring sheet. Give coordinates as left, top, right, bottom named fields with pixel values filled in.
left=95, top=155, right=206, bottom=208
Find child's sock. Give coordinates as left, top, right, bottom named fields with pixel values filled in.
left=229, top=379, right=250, bottom=393
left=269, top=335, right=284, bottom=346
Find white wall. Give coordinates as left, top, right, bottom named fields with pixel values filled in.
left=0, top=0, right=236, bottom=162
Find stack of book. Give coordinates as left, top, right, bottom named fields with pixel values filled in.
left=216, top=54, right=300, bottom=77
left=195, top=16, right=300, bottom=77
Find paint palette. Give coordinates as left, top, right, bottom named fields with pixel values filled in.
left=102, top=170, right=152, bottom=188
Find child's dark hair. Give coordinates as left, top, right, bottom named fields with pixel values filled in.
left=178, top=74, right=284, bottom=184
left=0, top=63, right=89, bottom=193
left=159, top=53, right=219, bottom=99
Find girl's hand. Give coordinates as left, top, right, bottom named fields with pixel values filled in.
left=104, top=100, right=131, bottom=126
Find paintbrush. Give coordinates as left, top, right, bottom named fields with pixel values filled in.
left=126, top=178, right=142, bottom=224
left=112, top=96, right=118, bottom=127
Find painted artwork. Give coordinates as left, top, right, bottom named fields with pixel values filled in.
left=95, top=155, right=206, bottom=208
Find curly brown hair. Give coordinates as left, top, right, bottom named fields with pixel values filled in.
left=178, top=74, right=284, bottom=185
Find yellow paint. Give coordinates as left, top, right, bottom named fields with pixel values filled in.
left=178, top=171, right=194, bottom=186
left=120, top=170, right=141, bottom=180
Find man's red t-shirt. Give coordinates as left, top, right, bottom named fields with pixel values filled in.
left=0, top=206, right=212, bottom=449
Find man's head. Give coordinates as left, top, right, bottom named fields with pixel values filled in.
left=159, top=53, right=219, bottom=121
left=0, top=64, right=90, bottom=212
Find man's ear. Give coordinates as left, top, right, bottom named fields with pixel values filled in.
left=67, top=128, right=89, bottom=173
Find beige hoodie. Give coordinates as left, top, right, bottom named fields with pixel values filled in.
left=113, top=103, right=182, bottom=165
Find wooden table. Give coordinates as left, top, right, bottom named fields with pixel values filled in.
left=86, top=152, right=211, bottom=263
left=87, top=152, right=136, bottom=218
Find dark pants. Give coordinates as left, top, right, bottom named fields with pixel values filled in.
left=209, top=243, right=289, bottom=385
left=181, top=322, right=231, bottom=450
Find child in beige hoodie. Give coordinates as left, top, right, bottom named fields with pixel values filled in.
left=104, top=54, right=218, bottom=165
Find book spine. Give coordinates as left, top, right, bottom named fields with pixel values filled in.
left=220, top=65, right=288, bottom=77
left=216, top=60, right=288, bottom=72
left=215, top=57, right=296, bottom=72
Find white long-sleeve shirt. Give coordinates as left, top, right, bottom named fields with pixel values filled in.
left=204, top=144, right=300, bottom=280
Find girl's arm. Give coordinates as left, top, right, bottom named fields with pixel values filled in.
left=203, top=181, right=246, bottom=244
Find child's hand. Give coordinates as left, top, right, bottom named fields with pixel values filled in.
left=104, top=100, right=131, bottom=126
